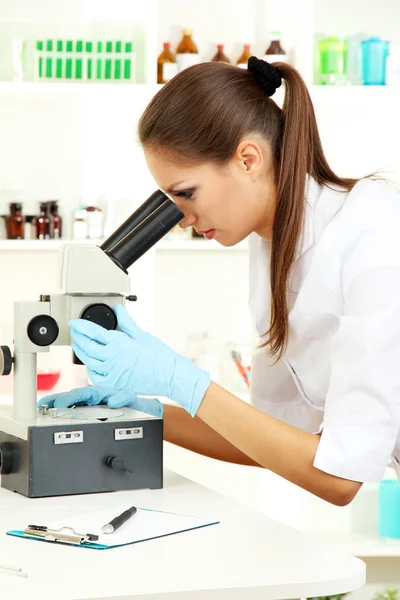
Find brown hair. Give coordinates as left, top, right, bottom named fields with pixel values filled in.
left=138, top=61, right=359, bottom=358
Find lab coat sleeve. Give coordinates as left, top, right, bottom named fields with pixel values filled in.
left=313, top=227, right=400, bottom=482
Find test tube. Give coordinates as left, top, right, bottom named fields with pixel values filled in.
left=105, top=41, right=112, bottom=79
left=96, top=41, right=103, bottom=80
left=85, top=41, right=93, bottom=80
left=56, top=40, right=63, bottom=79
left=75, top=40, right=83, bottom=79
left=36, top=40, right=43, bottom=79
left=115, top=41, right=122, bottom=80
left=45, top=39, right=53, bottom=78
left=124, top=42, right=132, bottom=80
left=65, top=40, right=73, bottom=79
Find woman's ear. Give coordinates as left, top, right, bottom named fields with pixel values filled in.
left=234, top=138, right=265, bottom=181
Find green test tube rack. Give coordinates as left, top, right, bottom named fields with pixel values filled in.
left=35, top=38, right=136, bottom=83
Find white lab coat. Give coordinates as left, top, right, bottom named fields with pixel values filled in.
left=249, top=176, right=400, bottom=483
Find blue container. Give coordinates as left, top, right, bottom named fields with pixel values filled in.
left=378, top=479, right=400, bottom=538
left=361, top=36, right=390, bottom=85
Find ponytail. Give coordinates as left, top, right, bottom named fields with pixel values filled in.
left=266, top=63, right=358, bottom=357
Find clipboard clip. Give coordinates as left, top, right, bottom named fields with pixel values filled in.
left=24, top=524, right=99, bottom=545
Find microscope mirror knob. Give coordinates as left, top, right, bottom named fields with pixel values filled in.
left=107, top=456, right=134, bottom=474
left=0, top=442, right=13, bottom=475
left=27, top=315, right=59, bottom=347
left=0, top=346, right=12, bottom=376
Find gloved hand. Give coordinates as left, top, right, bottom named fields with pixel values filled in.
left=37, top=385, right=163, bottom=417
left=69, top=305, right=211, bottom=417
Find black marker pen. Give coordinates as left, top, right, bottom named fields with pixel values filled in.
left=101, top=506, right=137, bottom=534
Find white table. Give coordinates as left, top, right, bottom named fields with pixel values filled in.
left=0, top=469, right=365, bottom=600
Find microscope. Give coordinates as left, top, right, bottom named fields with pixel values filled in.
left=0, top=191, right=183, bottom=498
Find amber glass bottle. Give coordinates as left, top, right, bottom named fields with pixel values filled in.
left=211, top=44, right=230, bottom=63
left=36, top=201, right=51, bottom=240
left=236, top=44, right=251, bottom=68
left=176, top=29, right=200, bottom=72
left=49, top=200, right=62, bottom=239
left=157, top=42, right=177, bottom=83
left=265, top=32, right=287, bottom=63
left=6, top=202, right=25, bottom=239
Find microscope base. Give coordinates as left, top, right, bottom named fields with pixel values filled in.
left=0, top=411, right=163, bottom=498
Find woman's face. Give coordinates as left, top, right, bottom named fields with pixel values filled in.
left=144, top=139, right=276, bottom=246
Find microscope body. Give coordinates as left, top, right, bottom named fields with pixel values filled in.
left=0, top=192, right=183, bottom=498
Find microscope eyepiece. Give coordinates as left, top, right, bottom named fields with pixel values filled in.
left=101, top=190, right=174, bottom=253
left=103, top=192, right=184, bottom=272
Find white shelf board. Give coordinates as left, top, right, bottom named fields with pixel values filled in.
left=310, top=530, right=400, bottom=558
left=310, top=84, right=400, bottom=104
left=0, top=239, right=103, bottom=250
left=0, top=239, right=248, bottom=251
left=0, top=81, right=162, bottom=93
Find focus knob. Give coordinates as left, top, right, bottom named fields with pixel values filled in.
left=0, top=442, right=13, bottom=475
left=27, top=315, right=59, bottom=347
left=106, top=456, right=133, bottom=474
left=0, top=346, right=12, bottom=376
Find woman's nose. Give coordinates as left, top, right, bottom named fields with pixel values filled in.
left=178, top=212, right=196, bottom=229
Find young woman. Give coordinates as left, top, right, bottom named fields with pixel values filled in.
left=40, top=57, right=400, bottom=506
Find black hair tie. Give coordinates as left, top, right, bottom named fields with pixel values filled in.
left=247, top=56, right=282, bottom=97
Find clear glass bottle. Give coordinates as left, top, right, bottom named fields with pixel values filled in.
left=211, top=44, right=230, bottom=63
left=236, top=44, right=251, bottom=68
left=86, top=206, right=104, bottom=239
left=176, top=29, right=200, bottom=72
left=36, top=201, right=51, bottom=240
left=265, top=32, right=287, bottom=63
left=157, top=42, right=178, bottom=83
left=73, top=203, right=88, bottom=240
left=6, top=202, right=25, bottom=239
left=49, top=200, right=62, bottom=239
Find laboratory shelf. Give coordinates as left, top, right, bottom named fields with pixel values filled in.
left=0, top=81, right=163, bottom=93
left=310, top=531, right=400, bottom=558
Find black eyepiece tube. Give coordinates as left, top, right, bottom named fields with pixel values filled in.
left=106, top=199, right=184, bottom=271
left=100, top=190, right=169, bottom=253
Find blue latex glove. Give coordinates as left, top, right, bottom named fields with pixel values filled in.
left=69, top=305, right=211, bottom=417
left=37, top=385, right=163, bottom=417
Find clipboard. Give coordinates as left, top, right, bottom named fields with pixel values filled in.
left=7, top=506, right=220, bottom=550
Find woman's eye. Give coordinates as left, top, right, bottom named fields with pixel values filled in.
left=175, top=189, right=194, bottom=200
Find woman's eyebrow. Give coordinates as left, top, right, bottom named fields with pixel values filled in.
left=166, top=181, right=189, bottom=194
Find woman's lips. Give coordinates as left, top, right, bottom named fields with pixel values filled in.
left=199, top=229, right=216, bottom=240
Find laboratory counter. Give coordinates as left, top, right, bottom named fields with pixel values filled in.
left=0, top=468, right=365, bottom=600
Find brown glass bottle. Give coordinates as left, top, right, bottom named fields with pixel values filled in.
left=6, top=202, right=25, bottom=239
left=49, top=200, right=62, bottom=239
left=36, top=201, right=51, bottom=240
left=211, top=44, right=230, bottom=63
left=265, top=32, right=287, bottom=63
left=157, top=42, right=177, bottom=84
left=176, top=29, right=200, bottom=72
left=236, top=44, right=251, bottom=68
